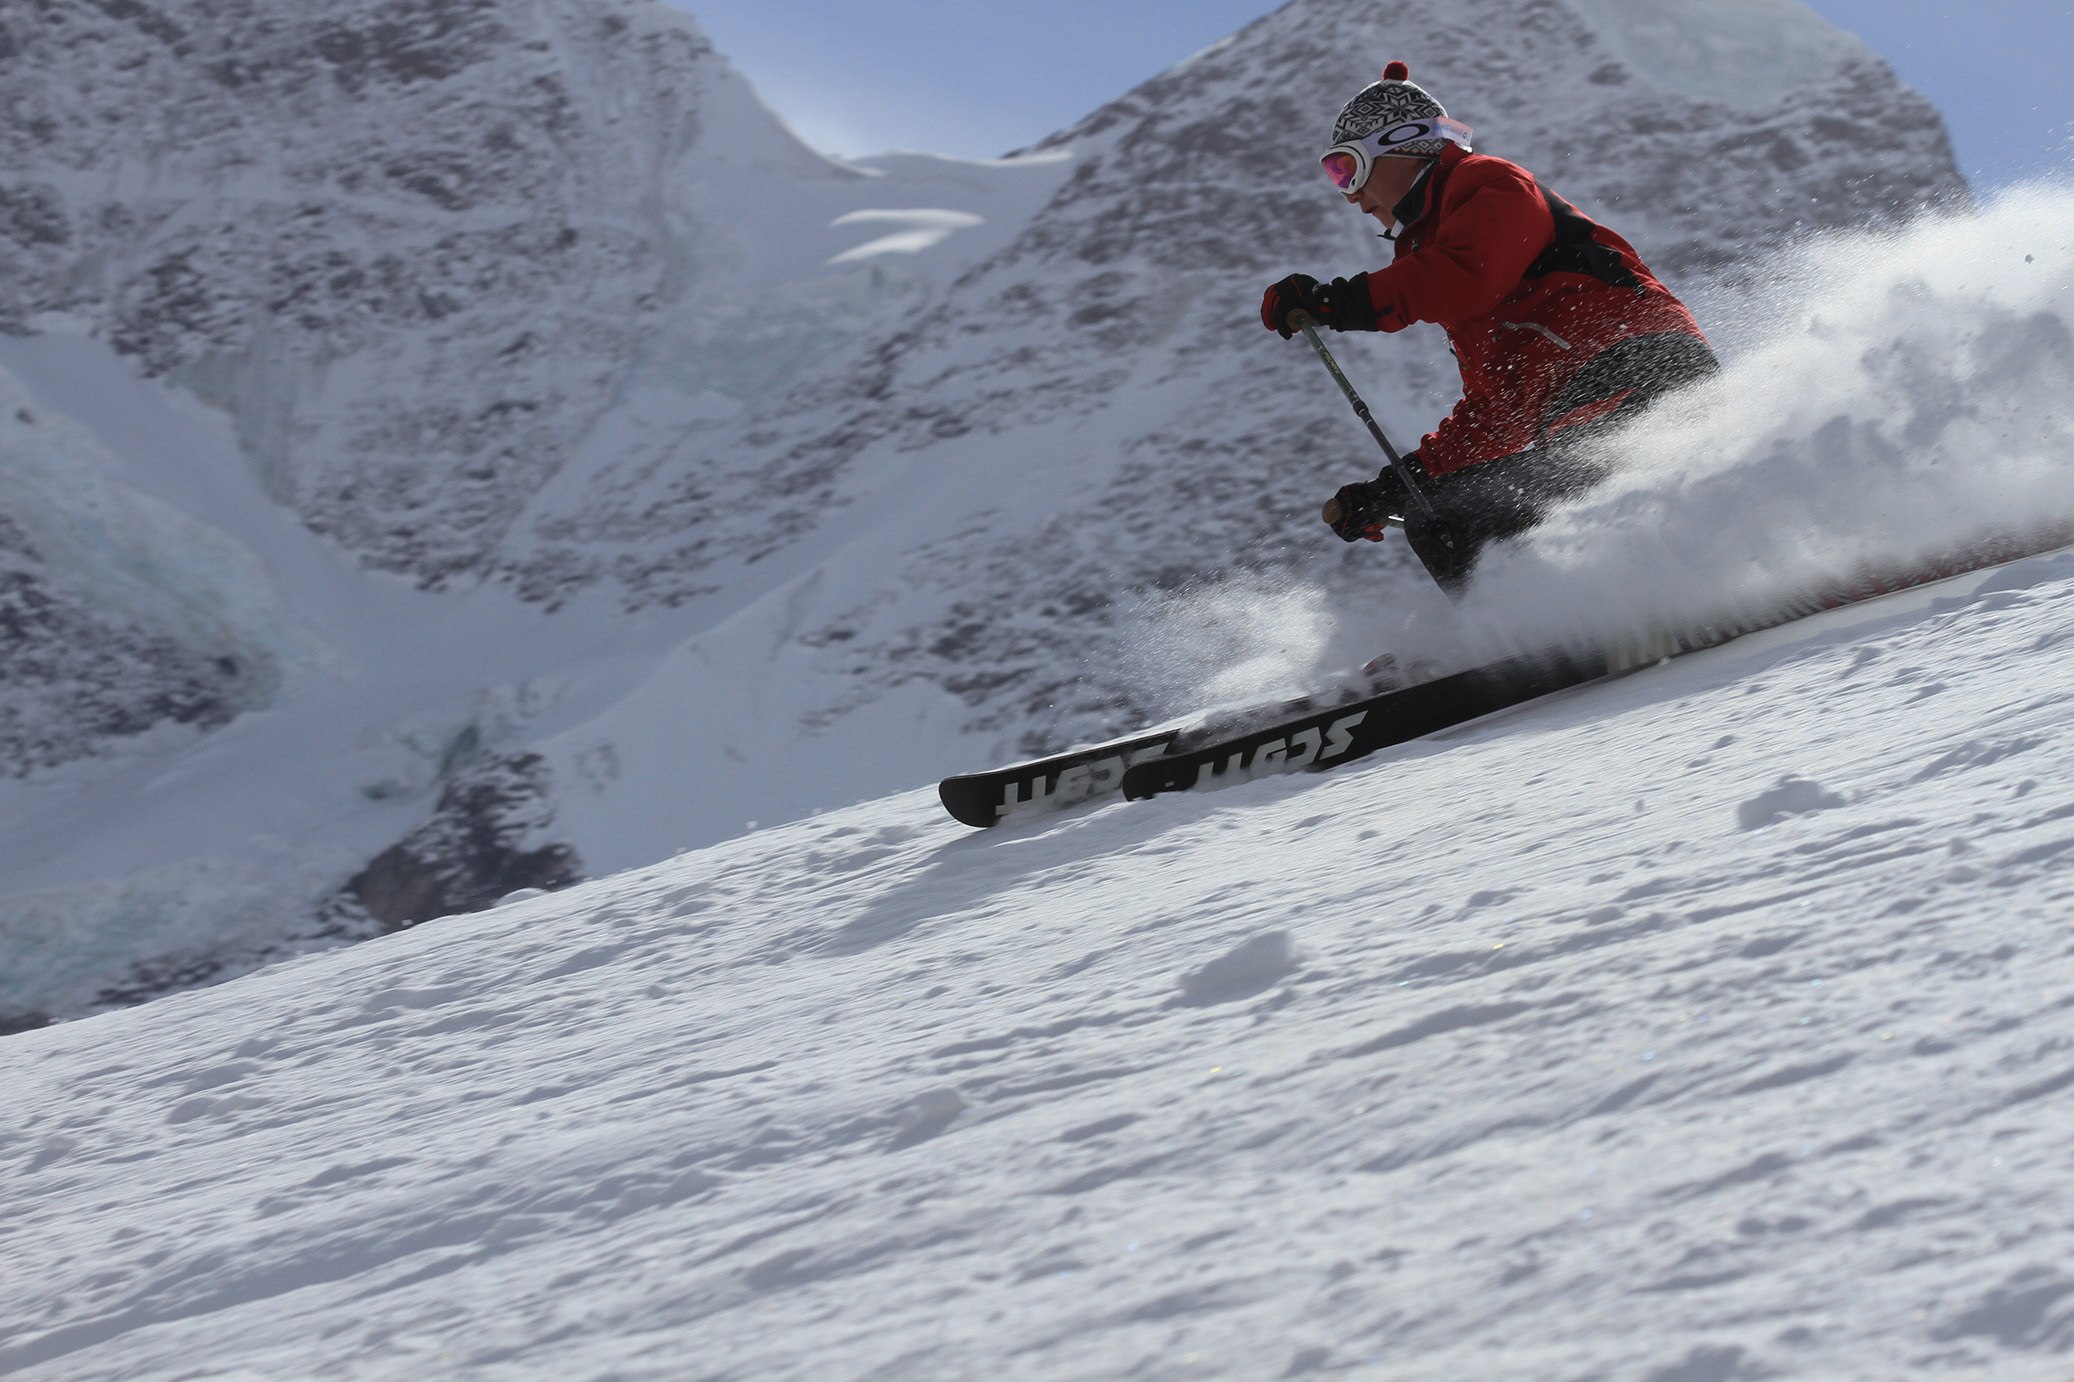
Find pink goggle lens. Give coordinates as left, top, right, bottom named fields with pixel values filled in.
left=1320, top=150, right=1364, bottom=191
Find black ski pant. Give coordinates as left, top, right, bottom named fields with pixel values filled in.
left=1403, top=332, right=1720, bottom=595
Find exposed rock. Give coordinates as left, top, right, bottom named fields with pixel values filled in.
left=338, top=754, right=582, bottom=932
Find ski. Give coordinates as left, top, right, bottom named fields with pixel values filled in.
left=1120, top=534, right=2072, bottom=804
left=1121, top=646, right=1609, bottom=801
left=939, top=533, right=2072, bottom=826
left=937, top=725, right=1186, bottom=828
left=936, top=678, right=1393, bottom=828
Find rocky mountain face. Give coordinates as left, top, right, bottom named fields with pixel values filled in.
left=0, top=0, right=783, bottom=585
left=339, top=753, right=581, bottom=931
left=0, top=0, right=1965, bottom=1023
left=0, top=503, right=244, bottom=772
left=0, top=371, right=271, bottom=777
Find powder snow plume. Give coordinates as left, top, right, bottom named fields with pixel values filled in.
left=1443, top=183, right=2074, bottom=659
left=1115, top=573, right=1352, bottom=719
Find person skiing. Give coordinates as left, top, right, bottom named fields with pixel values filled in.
left=1261, top=61, right=1718, bottom=592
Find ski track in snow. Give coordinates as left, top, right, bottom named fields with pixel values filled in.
left=6, top=548, right=2074, bottom=1380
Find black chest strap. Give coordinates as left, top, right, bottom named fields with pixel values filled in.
left=1524, top=185, right=1645, bottom=295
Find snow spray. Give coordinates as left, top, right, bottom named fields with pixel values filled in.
left=1437, top=182, right=2074, bottom=661
left=1114, top=572, right=1350, bottom=718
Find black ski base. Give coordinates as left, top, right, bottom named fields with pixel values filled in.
left=938, top=680, right=1391, bottom=828
left=937, top=531, right=2073, bottom=828
left=938, top=654, right=1598, bottom=828
left=937, top=726, right=1184, bottom=828
left=1119, top=646, right=1607, bottom=801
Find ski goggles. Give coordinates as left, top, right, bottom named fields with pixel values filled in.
left=1320, top=116, right=1475, bottom=192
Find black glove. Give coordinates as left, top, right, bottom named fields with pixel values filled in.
left=1322, top=457, right=1417, bottom=543
left=1262, top=272, right=1382, bottom=337
left=1261, top=273, right=1325, bottom=338
left=1314, top=274, right=1380, bottom=333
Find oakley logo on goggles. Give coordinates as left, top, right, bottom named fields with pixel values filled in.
left=1320, top=116, right=1475, bottom=192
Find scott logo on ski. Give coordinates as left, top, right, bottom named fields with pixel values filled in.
left=1186, top=711, right=1368, bottom=788
left=995, top=742, right=1171, bottom=819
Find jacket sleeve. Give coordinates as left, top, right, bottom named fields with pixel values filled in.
left=1364, top=161, right=1555, bottom=328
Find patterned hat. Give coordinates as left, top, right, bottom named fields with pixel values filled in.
left=1331, top=61, right=1450, bottom=156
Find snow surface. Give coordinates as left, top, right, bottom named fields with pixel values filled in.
left=7, top=543, right=2074, bottom=1379
left=7, top=7, right=2068, bottom=1369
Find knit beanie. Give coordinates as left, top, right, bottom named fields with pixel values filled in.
left=1330, top=60, right=1450, bottom=155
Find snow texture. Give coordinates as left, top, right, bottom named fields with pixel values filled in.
left=6, top=544, right=2074, bottom=1378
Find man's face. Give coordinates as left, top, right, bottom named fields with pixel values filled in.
left=1347, top=156, right=1428, bottom=228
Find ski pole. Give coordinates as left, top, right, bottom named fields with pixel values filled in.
left=1292, top=312, right=1438, bottom=524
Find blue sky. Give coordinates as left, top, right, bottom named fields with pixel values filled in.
left=669, top=0, right=2070, bottom=191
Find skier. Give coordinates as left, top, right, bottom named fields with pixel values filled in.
left=1261, top=61, right=1719, bottom=592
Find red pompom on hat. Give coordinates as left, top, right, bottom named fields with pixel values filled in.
left=1383, top=60, right=1411, bottom=82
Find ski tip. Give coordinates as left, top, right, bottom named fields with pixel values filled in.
left=937, top=778, right=1003, bottom=829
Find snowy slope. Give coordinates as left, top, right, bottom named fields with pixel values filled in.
left=7, top=543, right=2074, bottom=1380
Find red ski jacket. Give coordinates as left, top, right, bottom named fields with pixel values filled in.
left=1361, top=145, right=1707, bottom=477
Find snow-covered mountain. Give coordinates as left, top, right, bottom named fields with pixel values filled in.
left=0, top=0, right=1999, bottom=1025
left=0, top=0, right=1069, bottom=1023
left=8, top=542, right=2074, bottom=1379
left=0, top=0, right=1066, bottom=740
left=552, top=0, right=1968, bottom=714
left=0, top=0, right=989, bottom=581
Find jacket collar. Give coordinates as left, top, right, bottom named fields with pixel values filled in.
left=1390, top=164, right=1436, bottom=232
left=1394, top=144, right=1469, bottom=241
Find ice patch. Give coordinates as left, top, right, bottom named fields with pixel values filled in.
left=0, top=850, right=351, bottom=1026
left=829, top=209, right=985, bottom=265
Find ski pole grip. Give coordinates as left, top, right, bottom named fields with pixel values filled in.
left=1322, top=494, right=1405, bottom=534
